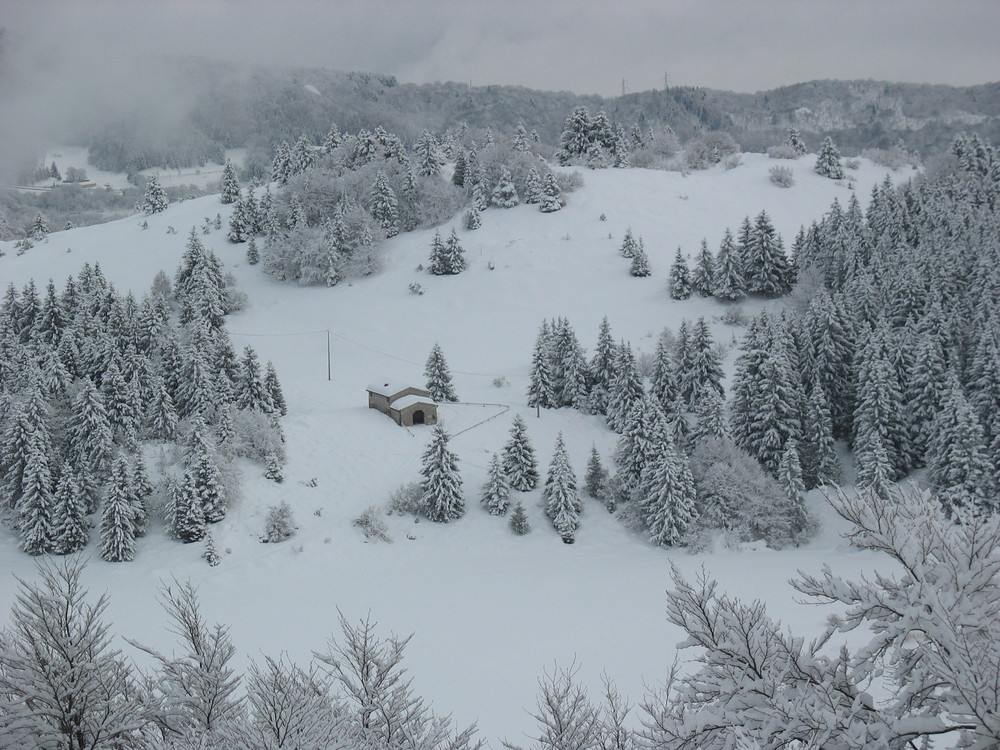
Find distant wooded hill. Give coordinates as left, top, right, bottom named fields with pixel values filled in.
left=18, top=53, right=1000, bottom=172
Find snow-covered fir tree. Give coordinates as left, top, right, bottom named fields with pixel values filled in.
left=629, top=240, right=651, bottom=277
left=680, top=318, right=724, bottom=409
left=264, top=361, right=287, bottom=416
left=322, top=121, right=343, bottom=152
left=588, top=316, right=617, bottom=414
left=481, top=453, right=511, bottom=516
left=168, top=472, right=206, bottom=543
left=691, top=240, right=715, bottom=297
left=509, top=501, right=530, bottom=535
left=29, top=212, right=49, bottom=241
left=786, top=127, right=807, bottom=156
left=814, top=136, right=845, bottom=179
left=425, top=343, right=458, bottom=402
left=543, top=433, right=581, bottom=543
left=220, top=161, right=240, bottom=204
left=490, top=167, right=519, bottom=208
left=605, top=341, right=643, bottom=433
left=186, top=418, right=227, bottom=524
left=584, top=445, right=608, bottom=501
left=139, top=174, right=168, bottom=215
left=690, top=387, right=730, bottom=445
left=668, top=248, right=692, bottom=299
left=236, top=345, right=273, bottom=413
left=17, top=430, right=55, bottom=556
left=777, top=439, right=806, bottom=507
left=638, top=433, right=697, bottom=547
left=51, top=461, right=89, bottom=554
left=926, top=372, right=995, bottom=514
left=539, top=173, right=563, bottom=213
left=502, top=415, right=539, bottom=491
left=271, top=141, right=292, bottom=184
left=369, top=171, right=399, bottom=238
left=800, top=381, right=840, bottom=488
left=744, top=211, right=791, bottom=297
left=444, top=229, right=467, bottom=274
left=420, top=424, right=464, bottom=523
left=527, top=321, right=556, bottom=409
left=619, top=228, right=639, bottom=258
left=649, top=329, right=679, bottom=414
left=100, top=457, right=136, bottom=562
left=415, top=130, right=443, bottom=177
left=523, top=167, right=543, bottom=204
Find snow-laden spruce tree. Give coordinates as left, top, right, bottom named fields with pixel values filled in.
left=712, top=228, right=745, bottom=301
left=539, top=172, right=563, bottom=213
left=637, top=433, right=697, bottom=547
left=369, top=171, right=399, bottom=238
left=509, top=501, right=531, bottom=535
left=543, top=433, right=581, bottom=543
left=428, top=230, right=449, bottom=275
left=619, top=228, right=639, bottom=258
left=584, top=445, right=609, bottom=501
left=139, top=174, right=168, bottom=214
left=50, top=461, right=89, bottom=554
left=649, top=485, right=1000, bottom=748
left=0, top=558, right=150, bottom=747
left=668, top=248, right=692, bottom=299
left=491, top=167, right=519, bottom=207
left=415, top=129, right=443, bottom=177
left=814, top=135, right=845, bottom=179
left=481, top=452, right=511, bottom=516
left=524, top=167, right=543, bottom=204
left=17, top=430, right=55, bottom=556
left=220, top=160, right=240, bottom=204
left=605, top=341, right=644, bottom=433
left=100, top=456, right=136, bottom=562
left=420, top=424, right=464, bottom=523
left=926, top=372, right=995, bottom=514
left=503, top=414, right=539, bottom=491
left=630, top=240, right=651, bottom=277
left=691, top=239, right=715, bottom=296
left=444, top=229, right=467, bottom=273
left=786, top=126, right=807, bottom=156
left=526, top=321, right=556, bottom=409
left=425, top=342, right=458, bottom=402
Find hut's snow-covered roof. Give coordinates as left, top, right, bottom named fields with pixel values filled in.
left=366, top=382, right=428, bottom=399
left=391, top=394, right=438, bottom=411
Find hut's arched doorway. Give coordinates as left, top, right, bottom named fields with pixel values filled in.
left=412, top=410, right=425, bottom=425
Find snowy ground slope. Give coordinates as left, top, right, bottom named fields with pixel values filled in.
left=0, top=154, right=913, bottom=741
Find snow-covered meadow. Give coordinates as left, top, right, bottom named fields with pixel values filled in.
left=0, top=153, right=913, bottom=740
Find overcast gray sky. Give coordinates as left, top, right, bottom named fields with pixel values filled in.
left=5, top=0, right=999, bottom=96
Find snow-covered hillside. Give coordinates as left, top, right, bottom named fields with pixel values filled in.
left=0, top=154, right=913, bottom=740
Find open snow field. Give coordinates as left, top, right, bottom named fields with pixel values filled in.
left=0, top=154, right=913, bottom=740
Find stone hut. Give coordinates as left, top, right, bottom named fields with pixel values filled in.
left=367, top=382, right=438, bottom=426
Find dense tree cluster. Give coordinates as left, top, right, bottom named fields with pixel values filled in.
left=670, top=211, right=794, bottom=300
left=0, top=239, right=285, bottom=558
left=731, top=134, right=1000, bottom=514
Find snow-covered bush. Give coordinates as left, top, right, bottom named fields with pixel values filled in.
left=684, top=132, right=740, bottom=170
left=688, top=437, right=813, bottom=548
left=722, top=153, right=742, bottom=170
left=766, top=144, right=799, bottom=159
left=262, top=501, right=296, bottom=543
left=230, top=409, right=286, bottom=463
left=629, top=127, right=682, bottom=169
left=386, top=482, right=424, bottom=517
left=769, top=165, right=795, bottom=187
left=353, top=505, right=392, bottom=542
left=862, top=145, right=919, bottom=170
